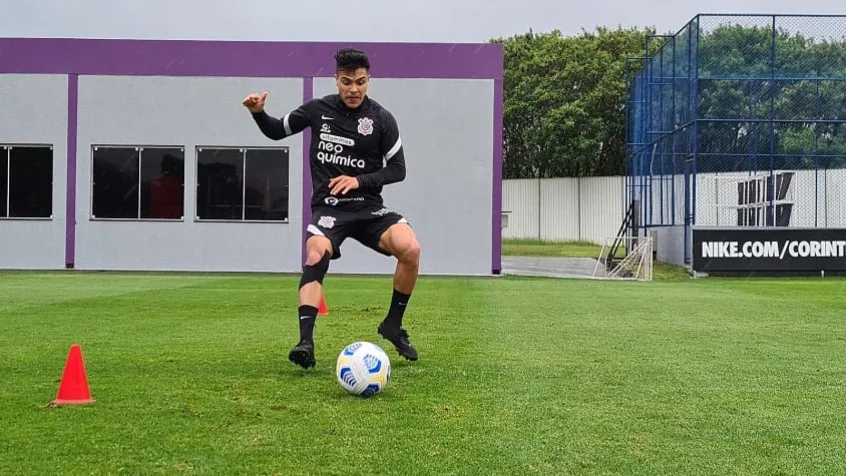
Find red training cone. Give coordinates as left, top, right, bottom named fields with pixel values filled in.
left=52, top=344, right=94, bottom=405
left=318, top=294, right=328, bottom=316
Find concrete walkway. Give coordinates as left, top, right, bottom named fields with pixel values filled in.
left=501, top=256, right=609, bottom=279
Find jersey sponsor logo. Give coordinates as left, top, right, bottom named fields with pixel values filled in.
left=317, top=137, right=365, bottom=168
left=371, top=207, right=393, bottom=216
left=317, top=150, right=365, bottom=168
left=320, top=124, right=331, bottom=133
left=319, top=133, right=355, bottom=147
left=358, top=117, right=374, bottom=136
left=325, top=196, right=364, bottom=206
left=318, top=216, right=336, bottom=229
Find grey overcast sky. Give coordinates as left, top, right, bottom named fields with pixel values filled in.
left=1, top=0, right=842, bottom=43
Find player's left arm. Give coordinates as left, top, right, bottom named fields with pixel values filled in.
left=356, top=109, right=407, bottom=189
left=251, top=99, right=316, bottom=140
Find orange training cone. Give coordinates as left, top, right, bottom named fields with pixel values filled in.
left=318, top=294, right=328, bottom=316
left=52, top=344, right=94, bottom=405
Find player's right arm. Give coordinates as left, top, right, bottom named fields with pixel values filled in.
left=243, top=91, right=313, bottom=140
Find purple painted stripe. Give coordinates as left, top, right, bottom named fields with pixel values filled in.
left=65, top=74, right=78, bottom=268
left=301, top=77, right=314, bottom=266
left=0, top=38, right=502, bottom=80
left=492, top=78, right=503, bottom=274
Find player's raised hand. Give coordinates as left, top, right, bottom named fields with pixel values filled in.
left=242, top=91, right=268, bottom=113
left=328, top=175, right=360, bottom=195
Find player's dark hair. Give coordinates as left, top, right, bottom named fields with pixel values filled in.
left=335, top=48, right=370, bottom=73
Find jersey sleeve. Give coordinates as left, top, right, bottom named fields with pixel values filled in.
left=356, top=109, right=407, bottom=189
left=379, top=110, right=405, bottom=163
left=251, top=99, right=317, bottom=140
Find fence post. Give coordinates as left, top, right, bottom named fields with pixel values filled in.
left=537, top=176, right=541, bottom=240
left=577, top=176, right=582, bottom=241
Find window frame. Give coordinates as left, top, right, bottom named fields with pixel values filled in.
left=89, top=144, right=186, bottom=222
left=0, top=143, right=54, bottom=221
left=194, top=145, right=290, bottom=224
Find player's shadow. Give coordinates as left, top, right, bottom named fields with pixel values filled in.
left=273, top=357, right=414, bottom=401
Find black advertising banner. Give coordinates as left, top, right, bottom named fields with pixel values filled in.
left=692, top=228, right=846, bottom=274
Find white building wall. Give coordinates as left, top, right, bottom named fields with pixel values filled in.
left=0, top=74, right=68, bottom=269
left=74, top=75, right=306, bottom=272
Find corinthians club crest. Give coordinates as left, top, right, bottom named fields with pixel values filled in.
left=357, top=117, right=374, bottom=136
left=318, top=216, right=336, bottom=229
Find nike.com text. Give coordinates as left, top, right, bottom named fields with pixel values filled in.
left=701, top=240, right=846, bottom=259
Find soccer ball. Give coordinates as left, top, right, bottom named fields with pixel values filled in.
left=336, top=341, right=391, bottom=398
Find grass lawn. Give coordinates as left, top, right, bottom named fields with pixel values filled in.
left=3, top=271, right=846, bottom=474
left=502, top=238, right=691, bottom=280
left=502, top=238, right=611, bottom=258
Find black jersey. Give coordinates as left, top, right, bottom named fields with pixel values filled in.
left=252, top=94, right=406, bottom=211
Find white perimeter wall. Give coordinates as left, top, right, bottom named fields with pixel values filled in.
left=692, top=169, right=846, bottom=228
left=504, top=170, right=846, bottom=249
left=502, top=176, right=626, bottom=244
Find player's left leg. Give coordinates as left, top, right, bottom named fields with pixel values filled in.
left=352, top=208, right=421, bottom=360
left=377, top=221, right=421, bottom=318
left=376, top=222, right=421, bottom=361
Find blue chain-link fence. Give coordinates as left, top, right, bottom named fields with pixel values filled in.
left=626, top=14, right=846, bottom=264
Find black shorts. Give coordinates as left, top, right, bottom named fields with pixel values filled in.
left=306, top=204, right=409, bottom=260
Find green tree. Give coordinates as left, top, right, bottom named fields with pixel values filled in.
left=695, top=22, right=846, bottom=172
left=491, top=26, right=657, bottom=179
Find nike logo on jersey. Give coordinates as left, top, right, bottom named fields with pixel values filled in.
left=322, top=115, right=334, bottom=120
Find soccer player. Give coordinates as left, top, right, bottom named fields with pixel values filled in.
left=242, top=48, right=421, bottom=369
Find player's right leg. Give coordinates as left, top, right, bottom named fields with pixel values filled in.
left=288, top=235, right=333, bottom=369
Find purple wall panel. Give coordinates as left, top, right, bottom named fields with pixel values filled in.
left=302, top=77, right=314, bottom=267
left=65, top=74, right=78, bottom=268
left=492, top=78, right=504, bottom=274
left=0, top=38, right=502, bottom=79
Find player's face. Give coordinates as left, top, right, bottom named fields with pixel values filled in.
left=335, top=68, right=369, bottom=108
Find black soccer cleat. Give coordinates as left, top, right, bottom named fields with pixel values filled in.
left=377, top=322, right=419, bottom=361
left=288, top=341, right=316, bottom=369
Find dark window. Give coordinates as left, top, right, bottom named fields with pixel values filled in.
left=92, top=146, right=139, bottom=219
left=197, top=147, right=289, bottom=221
left=9, top=145, right=53, bottom=218
left=244, top=148, right=289, bottom=221
left=141, top=147, right=184, bottom=219
left=92, top=145, right=184, bottom=219
left=0, top=145, right=53, bottom=219
left=196, top=148, right=243, bottom=220
left=0, top=147, right=7, bottom=218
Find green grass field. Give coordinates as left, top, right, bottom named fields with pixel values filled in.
left=502, top=238, right=611, bottom=258
left=3, top=270, right=846, bottom=474
left=502, top=238, right=690, bottom=280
